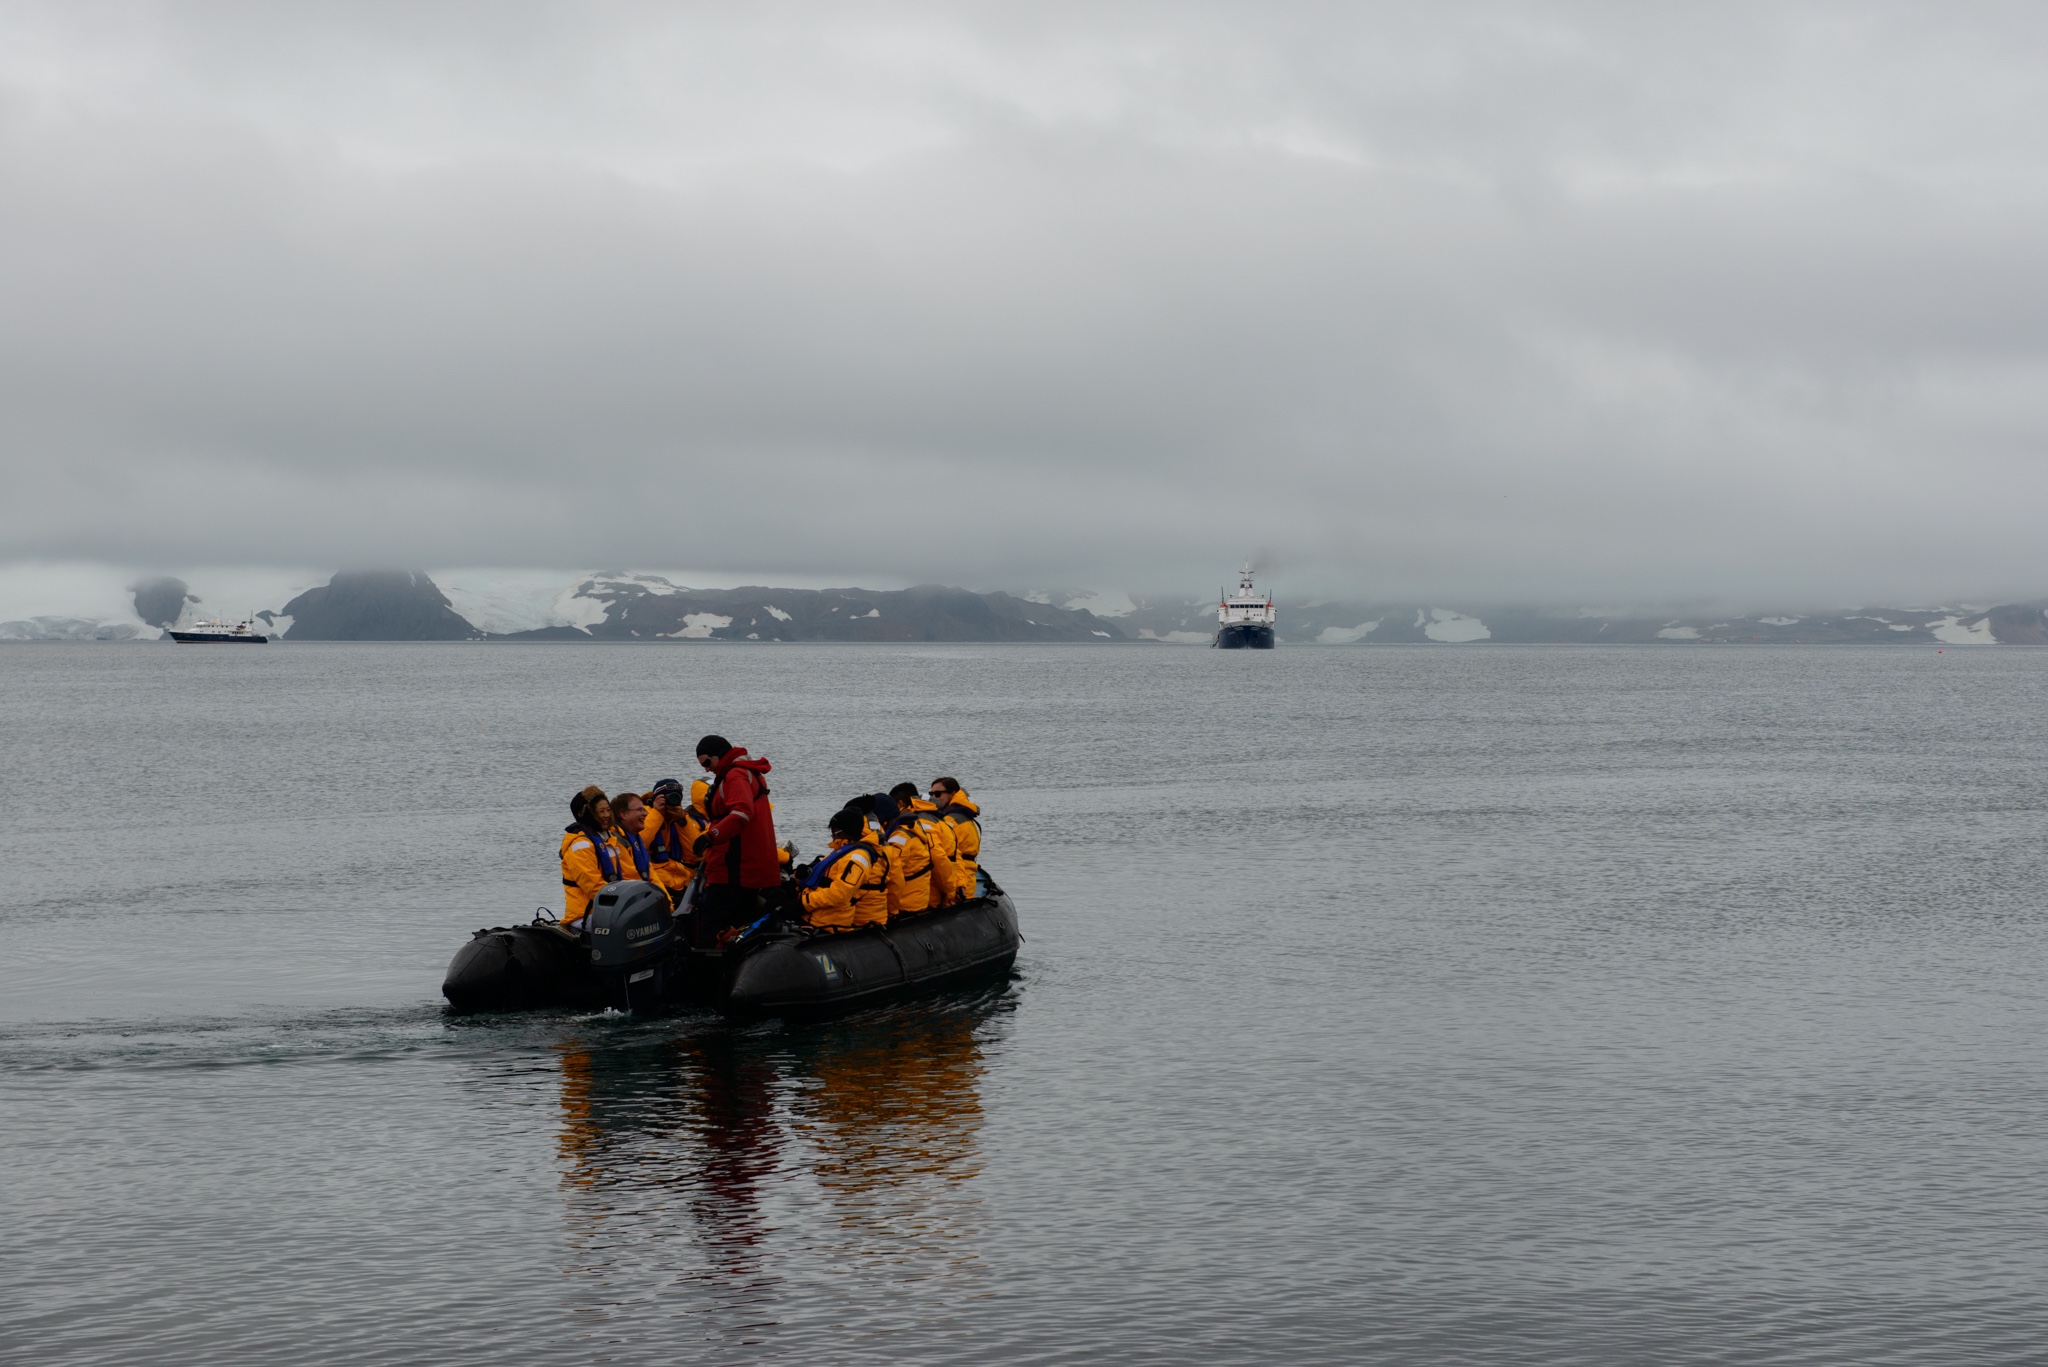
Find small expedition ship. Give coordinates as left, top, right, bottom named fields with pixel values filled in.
left=1214, top=566, right=1276, bottom=649
left=168, top=619, right=268, bottom=644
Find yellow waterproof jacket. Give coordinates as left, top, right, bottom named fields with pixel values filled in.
left=882, top=818, right=934, bottom=917
left=940, top=792, right=981, bottom=897
left=799, top=837, right=890, bottom=931
left=908, top=799, right=961, bottom=904
left=559, top=824, right=632, bottom=925
left=640, top=807, right=702, bottom=896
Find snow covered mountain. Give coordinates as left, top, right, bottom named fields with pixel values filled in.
left=1111, top=598, right=2048, bottom=645
left=4, top=563, right=2045, bottom=645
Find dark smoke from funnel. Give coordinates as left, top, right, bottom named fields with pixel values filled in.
left=130, top=576, right=196, bottom=628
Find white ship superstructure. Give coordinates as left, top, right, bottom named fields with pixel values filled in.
left=1214, top=566, right=1276, bottom=648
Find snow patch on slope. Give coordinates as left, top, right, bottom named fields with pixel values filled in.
left=1930, top=614, right=1995, bottom=645
left=435, top=570, right=586, bottom=635
left=555, top=585, right=611, bottom=632
left=664, top=613, right=733, bottom=638
left=1318, top=621, right=1380, bottom=644
left=1062, top=590, right=1136, bottom=618
left=435, top=569, right=722, bottom=634
left=0, top=616, right=150, bottom=641
left=1420, top=608, right=1490, bottom=642
left=1657, top=626, right=1701, bottom=640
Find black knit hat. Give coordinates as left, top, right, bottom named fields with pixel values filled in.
left=869, top=793, right=899, bottom=824
left=695, top=734, right=731, bottom=758
left=829, top=807, right=864, bottom=838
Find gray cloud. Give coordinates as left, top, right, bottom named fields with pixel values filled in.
left=4, top=2, right=2048, bottom=604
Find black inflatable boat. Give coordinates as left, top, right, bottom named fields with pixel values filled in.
left=443, top=869, right=1020, bottom=1019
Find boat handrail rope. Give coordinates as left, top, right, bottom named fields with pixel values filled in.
left=873, top=926, right=911, bottom=982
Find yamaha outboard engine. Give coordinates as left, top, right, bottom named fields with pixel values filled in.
left=584, top=879, right=679, bottom=1013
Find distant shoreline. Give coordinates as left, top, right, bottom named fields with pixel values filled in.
left=4, top=566, right=2043, bottom=645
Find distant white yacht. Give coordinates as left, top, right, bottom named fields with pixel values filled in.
left=1214, top=566, right=1276, bottom=649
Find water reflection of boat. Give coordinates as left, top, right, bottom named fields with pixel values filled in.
left=557, top=1030, right=784, bottom=1295
left=551, top=989, right=1008, bottom=1323
left=790, top=1003, right=989, bottom=1262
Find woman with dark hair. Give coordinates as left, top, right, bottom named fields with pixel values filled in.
left=560, top=786, right=625, bottom=926
left=609, top=790, right=654, bottom=884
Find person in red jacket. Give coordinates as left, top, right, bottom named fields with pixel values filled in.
left=692, top=734, right=782, bottom=945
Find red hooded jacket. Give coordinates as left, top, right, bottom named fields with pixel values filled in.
left=702, top=749, right=781, bottom=888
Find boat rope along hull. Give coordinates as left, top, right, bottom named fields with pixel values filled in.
left=441, top=880, right=1021, bottom=1018
left=722, top=894, right=1019, bottom=1019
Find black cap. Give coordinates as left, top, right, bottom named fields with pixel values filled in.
left=829, top=808, right=864, bottom=839
left=696, top=734, right=731, bottom=758
left=869, top=793, right=899, bottom=823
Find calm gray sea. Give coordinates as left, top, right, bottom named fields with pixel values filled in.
left=5, top=641, right=2048, bottom=1365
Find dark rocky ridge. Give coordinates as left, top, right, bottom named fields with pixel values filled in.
left=81, top=568, right=2048, bottom=644
left=503, top=579, right=1126, bottom=642
left=246, top=571, right=1123, bottom=641
left=278, top=571, right=479, bottom=640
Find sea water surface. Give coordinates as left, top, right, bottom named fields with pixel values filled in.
left=4, top=642, right=2048, bottom=1365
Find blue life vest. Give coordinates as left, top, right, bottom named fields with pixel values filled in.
left=804, top=841, right=870, bottom=890
left=575, top=822, right=619, bottom=882
left=618, top=829, right=650, bottom=881
left=648, top=811, right=684, bottom=864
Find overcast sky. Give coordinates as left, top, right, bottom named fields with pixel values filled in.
left=4, top=1, right=2047, bottom=605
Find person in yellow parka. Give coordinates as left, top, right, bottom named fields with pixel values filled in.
left=560, top=786, right=632, bottom=926
left=871, top=792, right=934, bottom=918
left=610, top=790, right=655, bottom=883
left=892, top=782, right=961, bottom=906
left=929, top=777, right=981, bottom=900
left=799, top=808, right=891, bottom=931
left=641, top=778, right=705, bottom=904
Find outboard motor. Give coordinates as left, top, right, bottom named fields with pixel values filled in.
left=583, top=879, right=679, bottom=1013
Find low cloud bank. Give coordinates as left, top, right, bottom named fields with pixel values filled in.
left=5, top=8, right=2048, bottom=603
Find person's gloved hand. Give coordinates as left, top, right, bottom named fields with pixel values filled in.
left=693, top=833, right=713, bottom=856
